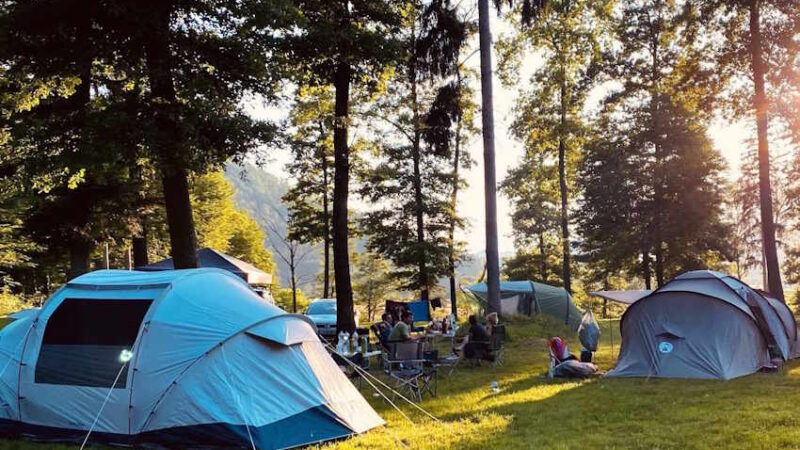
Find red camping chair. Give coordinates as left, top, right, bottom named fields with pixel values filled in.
left=548, top=336, right=598, bottom=378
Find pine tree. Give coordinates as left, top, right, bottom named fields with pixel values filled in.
left=606, top=0, right=724, bottom=286
left=286, top=0, right=403, bottom=333
left=283, top=85, right=336, bottom=298
left=359, top=0, right=469, bottom=299
left=699, top=0, right=799, bottom=299
left=497, top=0, right=610, bottom=294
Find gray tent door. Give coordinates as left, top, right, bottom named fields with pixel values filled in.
left=608, top=292, right=769, bottom=380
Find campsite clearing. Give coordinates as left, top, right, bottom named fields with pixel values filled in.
left=4, top=316, right=800, bottom=450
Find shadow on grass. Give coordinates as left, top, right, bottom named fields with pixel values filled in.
left=443, top=360, right=800, bottom=450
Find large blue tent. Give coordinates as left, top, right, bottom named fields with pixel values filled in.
left=0, top=269, right=382, bottom=448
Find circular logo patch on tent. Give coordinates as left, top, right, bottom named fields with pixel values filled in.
left=658, top=341, right=673, bottom=354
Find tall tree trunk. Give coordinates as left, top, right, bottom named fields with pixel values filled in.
left=132, top=216, right=149, bottom=267
left=652, top=117, right=664, bottom=287
left=321, top=129, right=331, bottom=299
left=67, top=24, right=93, bottom=281
left=478, top=0, right=501, bottom=314
left=290, top=257, right=297, bottom=313
left=333, top=57, right=356, bottom=333
left=448, top=77, right=463, bottom=320
left=749, top=0, right=784, bottom=300
left=68, top=238, right=92, bottom=280
left=144, top=1, right=198, bottom=269
left=642, top=249, right=652, bottom=290
left=650, top=19, right=665, bottom=288
left=558, top=71, right=571, bottom=295
left=410, top=23, right=429, bottom=302
left=539, top=233, right=547, bottom=281
left=132, top=236, right=148, bottom=267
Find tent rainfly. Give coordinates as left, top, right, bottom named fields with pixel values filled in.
left=608, top=270, right=800, bottom=380
left=0, top=269, right=382, bottom=449
left=137, top=247, right=272, bottom=286
left=465, top=280, right=582, bottom=330
left=590, top=290, right=652, bottom=305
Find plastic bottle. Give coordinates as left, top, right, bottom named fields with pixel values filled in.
left=352, top=330, right=360, bottom=353
left=342, top=332, right=350, bottom=355
left=337, top=331, right=345, bottom=353
left=491, top=380, right=500, bottom=393
left=362, top=335, right=370, bottom=353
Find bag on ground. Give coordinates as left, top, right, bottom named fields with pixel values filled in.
left=578, top=309, right=600, bottom=352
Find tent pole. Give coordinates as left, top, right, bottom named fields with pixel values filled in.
left=609, top=319, right=614, bottom=361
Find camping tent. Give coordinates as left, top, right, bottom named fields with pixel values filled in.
left=465, top=281, right=581, bottom=330
left=0, top=269, right=382, bottom=448
left=608, top=270, right=800, bottom=380
left=138, top=247, right=273, bottom=286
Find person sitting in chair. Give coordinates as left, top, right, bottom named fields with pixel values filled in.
left=485, top=312, right=499, bottom=336
left=453, top=315, right=490, bottom=356
left=388, top=311, right=418, bottom=342
left=372, top=312, right=394, bottom=350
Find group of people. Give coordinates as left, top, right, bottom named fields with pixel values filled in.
left=373, top=307, right=501, bottom=363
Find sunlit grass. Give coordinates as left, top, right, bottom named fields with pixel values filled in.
left=5, top=315, right=800, bottom=449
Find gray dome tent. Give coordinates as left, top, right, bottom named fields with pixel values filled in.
left=608, top=270, right=800, bottom=380
left=465, top=281, right=581, bottom=330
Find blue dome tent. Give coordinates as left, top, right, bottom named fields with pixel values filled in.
left=0, top=269, right=383, bottom=448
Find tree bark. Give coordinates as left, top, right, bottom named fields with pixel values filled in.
left=642, top=249, right=652, bottom=290
left=539, top=233, right=547, bottom=281
left=558, top=70, right=571, bottom=296
left=650, top=25, right=665, bottom=288
left=132, top=236, right=148, bottom=268
left=448, top=76, right=463, bottom=320
left=749, top=0, right=784, bottom=301
left=333, top=57, right=356, bottom=333
left=478, top=0, right=501, bottom=314
left=144, top=1, right=198, bottom=269
left=66, top=20, right=93, bottom=281
left=290, top=255, right=297, bottom=313
left=68, top=238, right=92, bottom=280
left=410, top=21, right=429, bottom=302
left=321, top=136, right=331, bottom=299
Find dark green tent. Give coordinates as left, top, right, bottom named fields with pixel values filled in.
left=465, top=280, right=581, bottom=330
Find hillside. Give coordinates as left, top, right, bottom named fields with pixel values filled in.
left=225, top=162, right=497, bottom=297
left=224, top=163, right=322, bottom=293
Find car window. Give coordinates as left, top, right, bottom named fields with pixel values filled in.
left=307, top=302, right=336, bottom=315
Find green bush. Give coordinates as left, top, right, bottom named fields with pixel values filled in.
left=0, top=288, right=31, bottom=317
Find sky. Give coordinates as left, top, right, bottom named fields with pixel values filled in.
left=253, top=13, right=758, bottom=255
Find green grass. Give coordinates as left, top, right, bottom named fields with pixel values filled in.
left=5, top=316, right=800, bottom=449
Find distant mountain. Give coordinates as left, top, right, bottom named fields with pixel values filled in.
left=224, top=163, right=322, bottom=292
left=225, top=162, right=511, bottom=296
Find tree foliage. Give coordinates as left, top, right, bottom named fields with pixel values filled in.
left=360, top=0, right=470, bottom=297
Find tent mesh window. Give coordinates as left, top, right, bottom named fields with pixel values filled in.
left=35, top=299, right=152, bottom=388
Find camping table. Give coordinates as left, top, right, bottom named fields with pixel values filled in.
left=423, top=332, right=456, bottom=352
left=339, top=349, right=382, bottom=368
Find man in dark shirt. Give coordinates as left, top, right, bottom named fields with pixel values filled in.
left=376, top=312, right=394, bottom=343
left=467, top=314, right=490, bottom=342
left=453, top=314, right=490, bottom=356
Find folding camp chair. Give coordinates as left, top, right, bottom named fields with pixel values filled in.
left=461, top=323, right=506, bottom=367
left=489, top=324, right=506, bottom=367
left=371, top=323, right=391, bottom=353
left=383, top=341, right=437, bottom=402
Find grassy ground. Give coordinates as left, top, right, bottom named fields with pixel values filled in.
left=4, top=316, right=800, bottom=449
